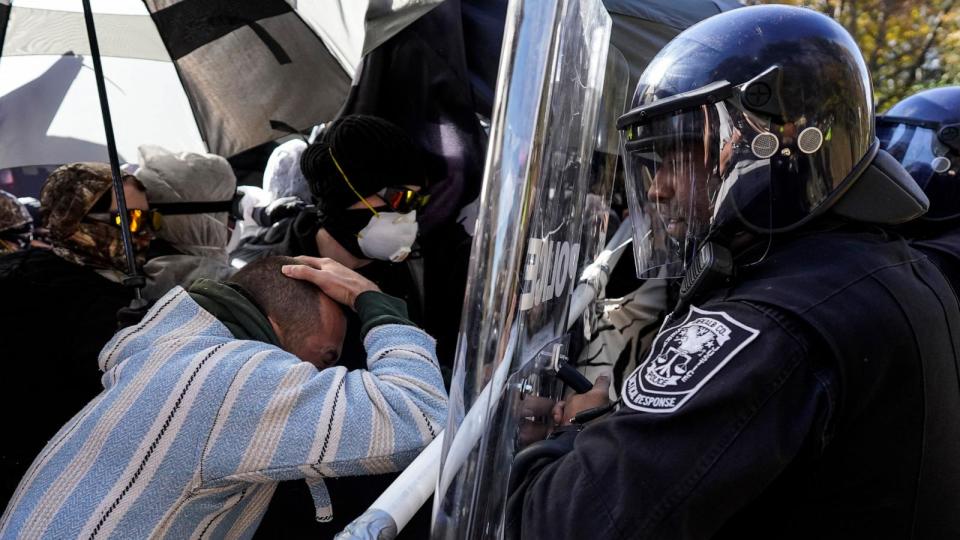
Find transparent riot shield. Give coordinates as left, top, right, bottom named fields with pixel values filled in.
left=433, top=1, right=612, bottom=538
left=578, top=46, right=630, bottom=277
left=568, top=45, right=631, bottom=335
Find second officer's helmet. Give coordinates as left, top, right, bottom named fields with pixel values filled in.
left=878, top=87, right=960, bottom=221
left=617, top=4, right=879, bottom=278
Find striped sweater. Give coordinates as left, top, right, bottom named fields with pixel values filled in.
left=0, top=286, right=447, bottom=539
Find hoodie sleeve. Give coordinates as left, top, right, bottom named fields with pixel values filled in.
left=197, top=323, right=447, bottom=489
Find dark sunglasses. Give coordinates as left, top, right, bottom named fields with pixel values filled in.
left=378, top=187, right=429, bottom=213
left=85, top=209, right=162, bottom=236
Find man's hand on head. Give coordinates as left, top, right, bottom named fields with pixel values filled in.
left=281, top=257, right=380, bottom=311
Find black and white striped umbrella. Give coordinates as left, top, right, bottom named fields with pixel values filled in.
left=0, top=0, right=441, bottom=170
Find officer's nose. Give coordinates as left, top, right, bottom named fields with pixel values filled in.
left=647, top=168, right=676, bottom=203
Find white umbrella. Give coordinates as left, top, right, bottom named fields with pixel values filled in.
left=0, top=0, right=441, bottom=294
left=0, top=0, right=442, bottom=171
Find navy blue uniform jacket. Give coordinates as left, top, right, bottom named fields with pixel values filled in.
left=516, top=227, right=960, bottom=539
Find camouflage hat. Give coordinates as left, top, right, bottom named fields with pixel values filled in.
left=0, top=189, right=31, bottom=233
left=40, top=162, right=135, bottom=240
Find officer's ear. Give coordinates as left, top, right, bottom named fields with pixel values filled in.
left=830, top=148, right=929, bottom=225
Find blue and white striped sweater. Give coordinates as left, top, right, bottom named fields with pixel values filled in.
left=0, top=286, right=447, bottom=539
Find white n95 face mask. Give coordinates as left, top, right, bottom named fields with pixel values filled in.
left=357, top=210, right=418, bottom=262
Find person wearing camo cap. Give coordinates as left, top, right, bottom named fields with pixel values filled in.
left=0, top=162, right=157, bottom=506
left=40, top=162, right=154, bottom=272
left=0, top=190, right=32, bottom=254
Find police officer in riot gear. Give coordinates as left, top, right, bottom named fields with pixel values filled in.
left=878, top=86, right=960, bottom=291
left=510, top=5, right=960, bottom=539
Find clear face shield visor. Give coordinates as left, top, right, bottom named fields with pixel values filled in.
left=619, top=70, right=847, bottom=278
left=619, top=106, right=728, bottom=278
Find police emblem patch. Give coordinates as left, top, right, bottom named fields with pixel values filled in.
left=622, top=306, right=759, bottom=413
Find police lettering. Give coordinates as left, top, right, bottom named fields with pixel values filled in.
left=519, top=238, right=580, bottom=311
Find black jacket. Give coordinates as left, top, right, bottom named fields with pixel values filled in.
left=911, top=224, right=960, bottom=300
left=516, top=227, right=960, bottom=539
left=0, top=249, right=132, bottom=505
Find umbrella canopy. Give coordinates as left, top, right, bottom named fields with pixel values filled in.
left=0, top=0, right=440, bottom=173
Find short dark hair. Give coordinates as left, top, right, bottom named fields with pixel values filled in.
left=229, top=256, right=326, bottom=347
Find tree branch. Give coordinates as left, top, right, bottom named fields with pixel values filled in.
left=901, top=0, right=956, bottom=88
left=868, top=4, right=892, bottom=74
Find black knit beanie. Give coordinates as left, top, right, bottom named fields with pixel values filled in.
left=300, top=115, right=426, bottom=212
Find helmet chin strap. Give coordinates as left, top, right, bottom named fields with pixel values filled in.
left=672, top=240, right=735, bottom=320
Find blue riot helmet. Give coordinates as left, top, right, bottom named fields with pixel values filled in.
left=878, top=87, right=960, bottom=221
left=617, top=5, right=925, bottom=279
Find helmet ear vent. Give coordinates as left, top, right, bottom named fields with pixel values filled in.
left=798, top=127, right=824, bottom=154
left=932, top=156, right=952, bottom=174
left=751, top=132, right=780, bottom=159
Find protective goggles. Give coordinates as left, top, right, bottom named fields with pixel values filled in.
left=85, top=208, right=162, bottom=236
left=329, top=147, right=427, bottom=216
left=377, top=187, right=429, bottom=213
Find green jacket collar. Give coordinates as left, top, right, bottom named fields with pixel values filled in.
left=188, top=279, right=281, bottom=346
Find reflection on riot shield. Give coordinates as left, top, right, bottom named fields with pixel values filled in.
left=579, top=46, right=631, bottom=273
left=571, top=45, right=630, bottom=340
left=433, top=0, right=612, bottom=538
left=498, top=339, right=566, bottom=452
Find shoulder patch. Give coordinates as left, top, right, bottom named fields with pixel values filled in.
left=622, top=306, right=760, bottom=413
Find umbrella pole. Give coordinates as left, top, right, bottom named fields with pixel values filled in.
left=80, top=0, right=145, bottom=303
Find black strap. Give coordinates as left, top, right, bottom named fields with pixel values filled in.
left=270, top=120, right=310, bottom=142
left=152, top=200, right=234, bottom=215
left=151, top=0, right=293, bottom=63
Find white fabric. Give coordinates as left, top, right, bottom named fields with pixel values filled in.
left=136, top=145, right=234, bottom=259
left=136, top=145, right=237, bottom=298
left=0, top=0, right=440, bottom=171
left=262, top=139, right=311, bottom=202
left=10, top=0, right=147, bottom=16
left=224, top=186, right=273, bottom=255
left=3, top=7, right=169, bottom=60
